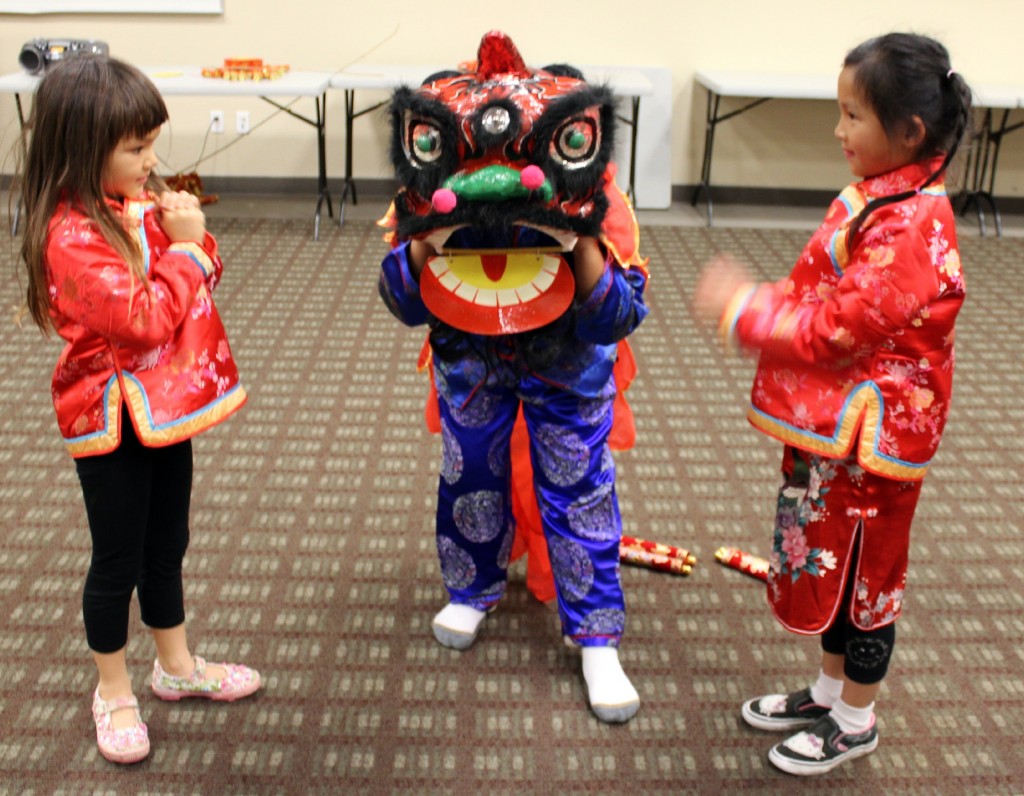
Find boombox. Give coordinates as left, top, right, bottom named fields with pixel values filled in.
left=19, top=38, right=109, bottom=75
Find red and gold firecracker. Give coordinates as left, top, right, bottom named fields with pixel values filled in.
left=619, top=546, right=693, bottom=576
left=619, top=536, right=696, bottom=576
left=714, top=546, right=770, bottom=582
left=621, top=534, right=696, bottom=565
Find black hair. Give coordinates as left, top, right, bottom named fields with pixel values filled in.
left=843, top=33, right=973, bottom=246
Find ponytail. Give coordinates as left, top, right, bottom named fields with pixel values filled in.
left=844, top=35, right=974, bottom=249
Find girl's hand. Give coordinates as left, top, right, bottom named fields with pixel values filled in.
left=157, top=190, right=206, bottom=243
left=694, top=254, right=754, bottom=325
left=572, top=236, right=606, bottom=300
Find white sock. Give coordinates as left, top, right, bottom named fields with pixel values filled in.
left=829, top=698, right=875, bottom=734
left=433, top=603, right=487, bottom=634
left=581, top=647, right=639, bottom=719
left=810, top=670, right=844, bottom=708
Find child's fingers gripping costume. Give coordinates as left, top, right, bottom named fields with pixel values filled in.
left=377, top=32, right=649, bottom=656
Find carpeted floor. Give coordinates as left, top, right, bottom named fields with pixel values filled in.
left=1, top=217, right=1022, bottom=795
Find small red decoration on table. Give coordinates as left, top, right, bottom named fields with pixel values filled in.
left=714, top=546, right=770, bottom=582
left=619, top=535, right=696, bottom=576
left=201, top=58, right=290, bottom=80
left=164, top=172, right=218, bottom=205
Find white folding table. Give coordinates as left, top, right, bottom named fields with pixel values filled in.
left=0, top=67, right=334, bottom=239
left=962, top=83, right=1024, bottom=236
left=693, top=68, right=1024, bottom=236
left=692, top=69, right=836, bottom=227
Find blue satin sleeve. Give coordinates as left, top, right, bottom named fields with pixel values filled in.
left=378, top=241, right=430, bottom=327
left=575, top=260, right=649, bottom=345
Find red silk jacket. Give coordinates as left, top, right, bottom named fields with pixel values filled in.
left=45, top=196, right=246, bottom=458
left=720, top=157, right=964, bottom=481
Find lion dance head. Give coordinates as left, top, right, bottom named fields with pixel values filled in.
left=381, top=30, right=646, bottom=335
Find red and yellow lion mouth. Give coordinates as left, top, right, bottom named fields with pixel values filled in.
left=420, top=248, right=575, bottom=335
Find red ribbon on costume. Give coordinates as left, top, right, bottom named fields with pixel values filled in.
left=714, top=546, right=769, bottom=582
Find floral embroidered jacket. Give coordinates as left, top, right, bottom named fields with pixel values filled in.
left=720, top=157, right=964, bottom=481
left=45, top=196, right=246, bottom=458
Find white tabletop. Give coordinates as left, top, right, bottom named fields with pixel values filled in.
left=329, top=63, right=447, bottom=91
left=0, top=70, right=38, bottom=93
left=696, top=68, right=1024, bottom=110
left=972, top=83, right=1022, bottom=111
left=147, top=67, right=332, bottom=97
left=695, top=69, right=837, bottom=101
left=0, top=67, right=332, bottom=97
left=330, top=62, right=653, bottom=99
left=580, top=66, right=653, bottom=98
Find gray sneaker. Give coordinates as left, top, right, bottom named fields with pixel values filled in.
left=741, top=687, right=830, bottom=731
left=768, top=714, right=878, bottom=775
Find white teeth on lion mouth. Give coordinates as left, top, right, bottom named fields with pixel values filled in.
left=428, top=252, right=562, bottom=308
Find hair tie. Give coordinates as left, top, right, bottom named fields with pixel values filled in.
left=946, top=68, right=956, bottom=79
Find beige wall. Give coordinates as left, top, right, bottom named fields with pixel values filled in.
left=2, top=1, right=1022, bottom=196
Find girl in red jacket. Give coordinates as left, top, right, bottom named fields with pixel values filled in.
left=19, top=55, right=258, bottom=765
left=695, top=33, right=972, bottom=775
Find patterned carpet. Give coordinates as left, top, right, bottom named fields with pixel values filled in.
left=0, top=217, right=1022, bottom=795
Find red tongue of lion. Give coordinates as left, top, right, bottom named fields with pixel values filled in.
left=480, top=253, right=507, bottom=281
left=476, top=31, right=530, bottom=79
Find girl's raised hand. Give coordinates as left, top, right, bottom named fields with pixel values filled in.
left=694, top=254, right=754, bottom=325
left=157, top=190, right=206, bottom=243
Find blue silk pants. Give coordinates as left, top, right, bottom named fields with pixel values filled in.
left=434, top=372, right=626, bottom=647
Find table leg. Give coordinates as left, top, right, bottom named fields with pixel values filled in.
left=260, top=94, right=333, bottom=241
left=337, top=91, right=390, bottom=228
left=692, top=90, right=719, bottom=227
left=977, top=109, right=1022, bottom=238
left=692, top=92, right=771, bottom=227
left=10, top=93, right=26, bottom=236
left=338, top=89, right=357, bottom=227
left=957, top=108, right=1022, bottom=238
left=313, top=94, right=333, bottom=241
left=626, top=97, right=640, bottom=206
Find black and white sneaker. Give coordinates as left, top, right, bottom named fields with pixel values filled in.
left=768, top=714, right=878, bottom=775
left=741, top=687, right=830, bottom=731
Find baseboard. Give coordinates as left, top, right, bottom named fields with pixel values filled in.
left=5, top=174, right=1024, bottom=213
left=673, top=184, right=841, bottom=208
left=673, top=183, right=1024, bottom=214
left=0, top=174, right=402, bottom=199
left=201, top=176, right=400, bottom=199
left=207, top=178, right=835, bottom=207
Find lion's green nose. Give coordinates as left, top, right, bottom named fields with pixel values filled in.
left=443, top=165, right=553, bottom=203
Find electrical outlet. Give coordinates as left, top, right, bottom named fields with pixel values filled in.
left=209, top=110, right=224, bottom=134
left=236, top=110, right=250, bottom=135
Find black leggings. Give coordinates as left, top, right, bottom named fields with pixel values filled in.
left=74, top=412, right=192, bottom=653
left=821, top=551, right=896, bottom=685
left=821, top=619, right=895, bottom=685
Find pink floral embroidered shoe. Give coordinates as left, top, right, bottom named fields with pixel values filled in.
left=92, top=688, right=150, bottom=764
left=151, top=655, right=261, bottom=702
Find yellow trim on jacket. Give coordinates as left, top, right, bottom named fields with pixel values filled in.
left=746, top=381, right=930, bottom=481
